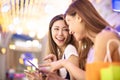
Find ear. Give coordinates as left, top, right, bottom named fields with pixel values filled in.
left=76, top=14, right=82, bottom=22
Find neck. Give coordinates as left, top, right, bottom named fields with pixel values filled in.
left=58, top=45, right=66, bottom=53
left=86, top=30, right=97, bottom=44
left=58, top=45, right=66, bottom=58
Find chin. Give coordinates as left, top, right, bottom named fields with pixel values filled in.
left=74, top=36, right=81, bottom=41
left=57, top=43, right=65, bottom=47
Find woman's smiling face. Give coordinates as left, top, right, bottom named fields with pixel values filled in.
left=51, top=20, right=69, bottom=47
left=65, top=14, right=86, bottom=41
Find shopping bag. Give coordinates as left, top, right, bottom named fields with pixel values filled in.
left=86, top=62, right=110, bottom=80
left=100, top=64, right=120, bottom=80
left=100, top=39, right=120, bottom=80
left=86, top=39, right=120, bottom=80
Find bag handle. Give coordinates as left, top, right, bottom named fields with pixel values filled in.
left=104, top=39, right=120, bottom=62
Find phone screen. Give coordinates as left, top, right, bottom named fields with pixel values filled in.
left=26, top=59, right=47, bottom=77
left=26, top=59, right=39, bottom=70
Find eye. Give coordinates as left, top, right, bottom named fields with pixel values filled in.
left=66, top=21, right=70, bottom=26
left=64, top=28, right=69, bottom=31
left=54, top=28, right=59, bottom=30
left=66, top=19, right=70, bottom=25
left=63, top=28, right=69, bottom=32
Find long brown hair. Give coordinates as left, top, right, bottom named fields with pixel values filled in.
left=65, top=0, right=111, bottom=70
left=47, top=14, right=76, bottom=60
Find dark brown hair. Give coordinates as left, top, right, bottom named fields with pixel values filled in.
left=65, top=0, right=111, bottom=70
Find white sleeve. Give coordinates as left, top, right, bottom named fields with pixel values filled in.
left=64, top=44, right=78, bottom=59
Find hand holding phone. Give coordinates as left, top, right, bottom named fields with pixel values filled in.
left=24, top=69, right=44, bottom=80
left=26, top=59, right=47, bottom=77
left=26, top=59, right=39, bottom=71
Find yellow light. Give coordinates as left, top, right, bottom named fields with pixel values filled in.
left=27, top=66, right=31, bottom=71
left=19, top=58, right=24, bottom=64
left=9, top=44, right=16, bottom=49
left=1, top=48, right=6, bottom=54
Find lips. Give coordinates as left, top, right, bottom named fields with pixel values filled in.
left=56, top=37, right=65, bottom=42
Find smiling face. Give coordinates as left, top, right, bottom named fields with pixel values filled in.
left=65, top=14, right=86, bottom=41
left=51, top=20, right=69, bottom=48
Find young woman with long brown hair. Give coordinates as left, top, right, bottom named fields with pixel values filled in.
left=43, top=14, right=79, bottom=80
left=25, top=14, right=79, bottom=80
left=40, top=0, right=120, bottom=80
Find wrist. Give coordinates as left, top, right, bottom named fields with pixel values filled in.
left=60, top=60, right=68, bottom=67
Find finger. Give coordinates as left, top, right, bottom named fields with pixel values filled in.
left=24, top=70, right=30, bottom=73
left=40, top=68, right=50, bottom=74
left=43, top=55, right=53, bottom=61
left=25, top=73, right=33, bottom=78
left=50, top=68, right=56, bottom=72
left=39, top=63, right=51, bottom=67
left=38, top=66, right=51, bottom=74
left=34, top=72, right=39, bottom=77
left=24, top=71, right=31, bottom=75
left=43, top=54, right=56, bottom=61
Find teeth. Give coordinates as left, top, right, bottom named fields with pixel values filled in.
left=56, top=37, right=64, bottom=40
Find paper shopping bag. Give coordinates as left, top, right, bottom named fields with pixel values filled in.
left=86, top=39, right=120, bottom=80
left=86, top=62, right=109, bottom=80
left=101, top=64, right=120, bottom=80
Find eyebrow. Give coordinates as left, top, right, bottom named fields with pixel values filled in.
left=53, top=26, right=68, bottom=28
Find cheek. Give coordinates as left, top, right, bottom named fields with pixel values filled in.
left=64, top=32, right=69, bottom=39
left=71, top=22, right=79, bottom=31
left=51, top=31, right=56, bottom=39
left=69, top=24, right=76, bottom=32
left=68, top=25, right=72, bottom=31
left=75, top=24, right=85, bottom=34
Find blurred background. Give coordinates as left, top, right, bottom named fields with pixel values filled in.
left=0, top=0, right=120, bottom=80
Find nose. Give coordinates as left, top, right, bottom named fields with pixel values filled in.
left=69, top=30, right=73, bottom=34
left=58, top=29, right=63, bottom=35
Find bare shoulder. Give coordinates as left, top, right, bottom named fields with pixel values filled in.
left=94, top=30, right=119, bottom=61
left=95, top=30, right=119, bottom=43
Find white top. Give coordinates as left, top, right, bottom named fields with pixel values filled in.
left=59, top=44, right=78, bottom=79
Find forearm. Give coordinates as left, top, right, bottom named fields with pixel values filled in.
left=68, top=55, right=79, bottom=80
left=62, top=60, right=85, bottom=80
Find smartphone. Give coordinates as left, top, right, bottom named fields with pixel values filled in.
left=26, top=59, right=40, bottom=71
left=26, top=59, right=47, bottom=77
